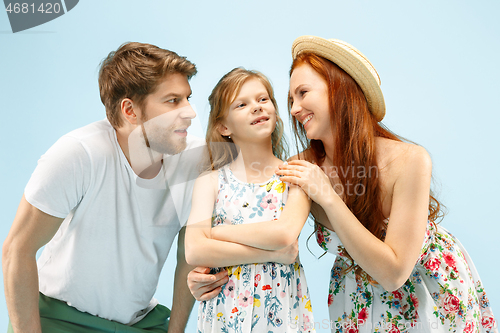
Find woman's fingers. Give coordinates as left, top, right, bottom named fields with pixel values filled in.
left=277, top=175, right=303, bottom=186
left=275, top=164, right=307, bottom=176
left=286, top=159, right=312, bottom=165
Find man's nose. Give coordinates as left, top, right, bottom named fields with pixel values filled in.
left=179, top=103, right=197, bottom=119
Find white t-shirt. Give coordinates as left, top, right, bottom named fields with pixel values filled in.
left=25, top=119, right=205, bottom=325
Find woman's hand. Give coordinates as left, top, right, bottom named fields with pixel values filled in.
left=276, top=160, right=336, bottom=206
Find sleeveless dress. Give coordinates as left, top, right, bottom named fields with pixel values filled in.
left=315, top=221, right=497, bottom=333
left=197, top=165, right=315, bottom=333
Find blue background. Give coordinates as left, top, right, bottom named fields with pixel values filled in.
left=1, top=0, right=499, bottom=331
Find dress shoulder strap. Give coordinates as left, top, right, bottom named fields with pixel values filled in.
left=218, top=164, right=230, bottom=185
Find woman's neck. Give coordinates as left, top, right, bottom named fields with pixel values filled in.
left=321, top=138, right=335, bottom=166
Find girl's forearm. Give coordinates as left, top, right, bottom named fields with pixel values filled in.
left=185, top=226, right=286, bottom=267
left=211, top=219, right=300, bottom=250
left=186, top=238, right=269, bottom=267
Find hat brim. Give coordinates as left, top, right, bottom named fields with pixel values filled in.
left=292, top=36, right=385, bottom=122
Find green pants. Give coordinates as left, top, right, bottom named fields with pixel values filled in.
left=8, top=293, right=170, bottom=333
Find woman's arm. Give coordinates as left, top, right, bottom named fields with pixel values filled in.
left=210, top=185, right=311, bottom=250
left=184, top=172, right=298, bottom=268
left=276, top=146, right=431, bottom=291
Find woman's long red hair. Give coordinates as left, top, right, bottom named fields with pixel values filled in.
left=290, top=53, right=443, bottom=278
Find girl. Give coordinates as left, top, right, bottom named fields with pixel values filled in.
left=276, top=36, right=497, bottom=332
left=185, top=68, right=315, bottom=332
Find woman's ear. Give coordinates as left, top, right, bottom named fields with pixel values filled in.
left=217, top=122, right=232, bottom=137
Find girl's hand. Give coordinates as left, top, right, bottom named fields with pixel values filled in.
left=273, top=239, right=299, bottom=264
left=276, top=160, right=335, bottom=206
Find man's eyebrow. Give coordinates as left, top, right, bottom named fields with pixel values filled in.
left=160, top=91, right=192, bottom=100
left=160, top=93, right=180, bottom=100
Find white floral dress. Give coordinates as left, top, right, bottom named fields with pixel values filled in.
left=316, top=221, right=497, bottom=333
left=197, top=165, right=315, bottom=333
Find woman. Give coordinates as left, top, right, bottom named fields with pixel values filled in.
left=275, top=36, right=497, bottom=332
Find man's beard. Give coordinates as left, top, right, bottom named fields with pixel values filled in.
left=147, top=127, right=187, bottom=155
left=141, top=122, right=188, bottom=156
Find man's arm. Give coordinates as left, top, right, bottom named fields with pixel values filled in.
left=167, top=227, right=195, bottom=333
left=2, top=195, right=64, bottom=333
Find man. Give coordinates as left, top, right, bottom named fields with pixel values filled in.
left=3, top=42, right=202, bottom=332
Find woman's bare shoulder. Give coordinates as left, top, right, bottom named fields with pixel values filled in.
left=288, top=149, right=314, bottom=162
left=376, top=137, right=431, bottom=175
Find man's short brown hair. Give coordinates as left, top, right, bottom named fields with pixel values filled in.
left=98, top=42, right=197, bottom=128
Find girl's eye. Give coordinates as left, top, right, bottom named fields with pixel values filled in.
left=259, top=97, right=268, bottom=102
left=236, top=103, right=245, bottom=108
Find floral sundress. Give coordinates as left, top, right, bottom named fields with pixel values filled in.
left=316, top=220, right=497, bottom=333
left=197, top=164, right=315, bottom=332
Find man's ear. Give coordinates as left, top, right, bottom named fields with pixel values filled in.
left=217, top=122, right=232, bottom=137
left=120, top=98, right=139, bottom=125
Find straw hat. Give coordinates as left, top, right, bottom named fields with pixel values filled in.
left=292, top=36, right=386, bottom=121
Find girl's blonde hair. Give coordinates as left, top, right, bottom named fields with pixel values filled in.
left=205, top=67, right=288, bottom=170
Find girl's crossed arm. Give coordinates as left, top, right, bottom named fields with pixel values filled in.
left=210, top=184, right=311, bottom=250
left=184, top=172, right=298, bottom=268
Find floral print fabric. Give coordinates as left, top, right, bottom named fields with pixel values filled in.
left=198, top=165, right=315, bottom=332
left=316, top=221, right=497, bottom=332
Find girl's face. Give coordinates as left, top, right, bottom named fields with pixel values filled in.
left=289, top=63, right=333, bottom=141
left=219, top=78, right=277, bottom=144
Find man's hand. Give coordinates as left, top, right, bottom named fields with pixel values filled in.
left=186, top=239, right=298, bottom=302
left=187, top=267, right=229, bottom=301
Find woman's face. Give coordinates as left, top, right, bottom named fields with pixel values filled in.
left=289, top=63, right=333, bottom=142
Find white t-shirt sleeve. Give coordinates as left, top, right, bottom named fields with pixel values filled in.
left=25, top=136, right=92, bottom=218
